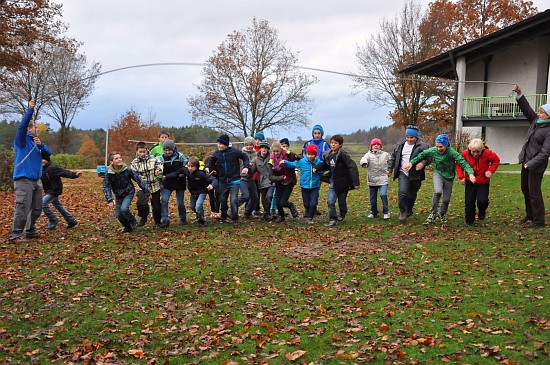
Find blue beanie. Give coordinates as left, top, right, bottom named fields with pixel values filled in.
left=311, top=124, right=324, bottom=138
left=541, top=103, right=550, bottom=116
left=254, top=131, right=265, bottom=140
left=405, top=125, right=419, bottom=138
left=435, top=134, right=450, bottom=147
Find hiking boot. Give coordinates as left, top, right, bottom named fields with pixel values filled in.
left=406, top=211, right=414, bottom=217
left=25, top=231, right=40, bottom=239
left=326, top=219, right=338, bottom=227
left=478, top=211, right=486, bottom=220
left=526, top=221, right=545, bottom=228
left=289, top=203, right=299, bottom=218
left=48, top=219, right=59, bottom=230
left=398, top=212, right=407, bottom=223
left=273, top=216, right=285, bottom=223
left=158, top=221, right=170, bottom=228
left=463, top=222, right=475, bottom=227
left=67, top=220, right=78, bottom=228
left=424, top=212, right=436, bottom=224
left=137, top=217, right=147, bottom=227
left=383, top=213, right=391, bottom=220
left=438, top=213, right=448, bottom=223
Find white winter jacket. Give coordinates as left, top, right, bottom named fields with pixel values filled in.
left=360, top=150, right=390, bottom=186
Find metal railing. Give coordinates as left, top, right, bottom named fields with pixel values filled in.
left=463, top=94, right=548, bottom=118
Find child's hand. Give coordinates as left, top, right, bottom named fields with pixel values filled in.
left=484, top=171, right=493, bottom=179
left=76, top=171, right=83, bottom=177
left=207, top=184, right=213, bottom=191
left=280, top=160, right=286, bottom=165
left=312, top=168, right=317, bottom=173
left=241, top=167, right=249, bottom=175
left=415, top=162, right=424, bottom=171
left=162, top=176, right=166, bottom=181
left=469, top=174, right=476, bottom=184
left=459, top=178, right=466, bottom=186
left=178, top=174, right=184, bottom=178
left=154, top=169, right=162, bottom=176
left=402, top=162, right=412, bottom=170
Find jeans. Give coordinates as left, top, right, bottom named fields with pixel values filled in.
left=521, top=166, right=545, bottom=224
left=136, top=189, right=161, bottom=224
left=259, top=186, right=274, bottom=216
left=189, top=192, right=207, bottom=224
left=397, top=171, right=422, bottom=214
left=237, top=180, right=258, bottom=216
left=368, top=185, right=388, bottom=216
left=115, top=193, right=137, bottom=229
left=220, top=182, right=240, bottom=220
left=10, top=178, right=43, bottom=240
left=431, top=171, right=454, bottom=215
left=328, top=182, right=350, bottom=220
left=42, top=194, right=77, bottom=225
left=275, top=183, right=294, bottom=217
left=161, top=189, right=186, bottom=223
left=464, top=182, right=490, bottom=224
left=302, top=187, right=320, bottom=219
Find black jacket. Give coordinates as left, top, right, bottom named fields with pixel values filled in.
left=389, top=138, right=431, bottom=181
left=41, top=162, right=79, bottom=196
left=517, top=95, right=550, bottom=174
left=321, top=149, right=360, bottom=193
left=103, top=165, right=149, bottom=202
left=177, top=167, right=218, bottom=195
left=206, top=147, right=249, bottom=184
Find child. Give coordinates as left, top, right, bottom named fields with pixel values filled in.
left=41, top=152, right=82, bottom=229
left=250, top=141, right=276, bottom=221
left=403, top=134, right=475, bottom=224
left=271, top=140, right=300, bottom=222
left=131, top=141, right=163, bottom=227
left=456, top=138, right=500, bottom=226
left=204, top=153, right=221, bottom=219
left=237, top=136, right=258, bottom=218
left=103, top=151, right=150, bottom=232
left=252, top=131, right=265, bottom=215
left=360, top=138, right=390, bottom=220
left=174, top=157, right=218, bottom=227
left=159, top=140, right=189, bottom=227
left=302, top=124, right=330, bottom=160
left=149, top=130, right=170, bottom=157
left=321, top=134, right=360, bottom=226
left=281, top=144, right=323, bottom=225
left=205, top=134, right=249, bottom=222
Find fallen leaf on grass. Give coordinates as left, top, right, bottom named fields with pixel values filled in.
left=285, top=350, right=306, bottom=361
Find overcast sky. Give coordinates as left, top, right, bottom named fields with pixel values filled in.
left=54, top=0, right=546, bottom=141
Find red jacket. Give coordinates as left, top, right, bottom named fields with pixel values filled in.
left=456, top=147, right=500, bottom=185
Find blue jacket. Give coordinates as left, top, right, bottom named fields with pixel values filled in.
left=302, top=124, right=329, bottom=159
left=13, top=108, right=52, bottom=181
left=284, top=156, right=323, bottom=189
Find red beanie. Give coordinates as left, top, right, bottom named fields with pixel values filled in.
left=370, top=138, right=382, bottom=148
left=305, top=144, right=318, bottom=156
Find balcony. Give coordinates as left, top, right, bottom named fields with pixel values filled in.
left=463, top=94, right=548, bottom=119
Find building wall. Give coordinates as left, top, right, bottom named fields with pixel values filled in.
left=485, top=126, right=527, bottom=164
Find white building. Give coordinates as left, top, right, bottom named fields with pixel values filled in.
left=400, top=9, right=550, bottom=163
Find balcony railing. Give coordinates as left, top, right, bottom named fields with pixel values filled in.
left=463, top=94, right=548, bottom=118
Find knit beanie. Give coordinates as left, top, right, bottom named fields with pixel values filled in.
left=163, top=140, right=176, bottom=151
left=405, top=125, right=419, bottom=138
left=305, top=144, right=318, bottom=156
left=244, top=136, right=255, bottom=145
left=279, top=138, right=290, bottom=146
left=259, top=140, right=270, bottom=150
left=217, top=134, right=230, bottom=146
left=541, top=103, right=550, bottom=116
left=41, top=151, right=51, bottom=162
left=435, top=134, right=450, bottom=147
left=370, top=138, right=382, bottom=148
left=254, top=131, right=265, bottom=141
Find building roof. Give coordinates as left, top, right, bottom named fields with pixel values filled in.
left=400, top=9, right=550, bottom=78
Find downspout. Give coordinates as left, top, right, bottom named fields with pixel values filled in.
left=449, top=51, right=458, bottom=136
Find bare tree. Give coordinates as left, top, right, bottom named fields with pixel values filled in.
left=353, top=1, right=451, bottom=132
left=189, top=18, right=318, bottom=139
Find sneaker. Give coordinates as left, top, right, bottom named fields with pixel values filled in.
left=25, top=231, right=40, bottom=239
left=463, top=222, right=474, bottom=227
left=526, top=221, right=545, bottom=228
left=67, top=221, right=78, bottom=228
left=48, top=219, right=59, bottom=230
left=367, top=213, right=375, bottom=218
left=263, top=214, right=272, bottom=222
left=383, top=213, right=391, bottom=220
left=307, top=218, right=314, bottom=225
left=158, top=221, right=170, bottom=228
left=406, top=211, right=414, bottom=217
left=8, top=236, right=27, bottom=244
left=438, top=213, right=448, bottom=223
left=290, top=203, right=299, bottom=218
left=425, top=212, right=436, bottom=224
left=478, top=211, right=486, bottom=220
left=520, top=216, right=532, bottom=224
left=122, top=226, right=133, bottom=233
left=398, top=212, right=407, bottom=223
left=326, top=220, right=338, bottom=227
left=137, top=217, right=147, bottom=227
left=273, top=216, right=285, bottom=223
left=337, top=216, right=344, bottom=222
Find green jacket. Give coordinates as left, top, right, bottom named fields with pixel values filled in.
left=149, top=142, right=164, bottom=157
left=410, top=146, right=473, bottom=180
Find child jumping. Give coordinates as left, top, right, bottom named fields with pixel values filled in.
left=360, top=138, right=390, bottom=220
left=160, top=140, right=189, bottom=227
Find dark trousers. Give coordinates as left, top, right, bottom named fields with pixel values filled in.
left=397, top=171, right=422, bottom=214
left=259, top=186, right=274, bottom=215
left=207, top=185, right=220, bottom=213
left=464, top=182, right=490, bottom=224
left=136, top=189, right=162, bottom=224
left=521, top=167, right=545, bottom=224
left=301, top=187, right=320, bottom=219
left=275, top=182, right=294, bottom=217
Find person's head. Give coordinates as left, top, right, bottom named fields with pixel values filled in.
left=330, top=135, right=344, bottom=152
left=109, top=151, right=123, bottom=166
left=468, top=138, right=485, bottom=158
left=158, top=131, right=170, bottom=143
left=135, top=141, right=148, bottom=158
left=405, top=125, right=419, bottom=145
left=163, top=139, right=176, bottom=157
left=217, top=134, right=230, bottom=151
left=434, top=134, right=450, bottom=154
left=259, top=140, right=270, bottom=157
left=305, top=144, right=318, bottom=161
left=279, top=138, right=290, bottom=150
left=244, top=136, right=255, bottom=151
left=370, top=138, right=382, bottom=152
left=538, top=103, right=550, bottom=120
left=187, top=156, right=200, bottom=173
left=271, top=141, right=282, bottom=157
left=27, top=120, right=38, bottom=136
left=254, top=131, right=265, bottom=146
left=311, top=124, right=324, bottom=141
left=41, top=150, right=51, bottom=166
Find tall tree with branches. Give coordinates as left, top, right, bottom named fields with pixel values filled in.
left=189, top=18, right=318, bottom=139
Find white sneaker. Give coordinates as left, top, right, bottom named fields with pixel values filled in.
left=367, top=213, right=375, bottom=218
left=383, top=213, right=391, bottom=220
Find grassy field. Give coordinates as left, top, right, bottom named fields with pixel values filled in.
left=0, top=166, right=549, bottom=364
